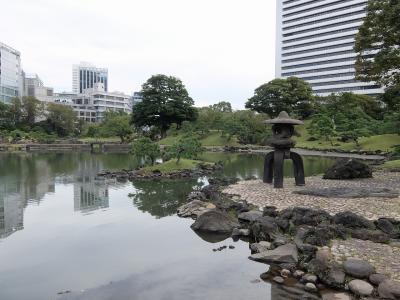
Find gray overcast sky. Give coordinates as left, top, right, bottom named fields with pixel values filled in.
left=1, top=0, right=276, bottom=109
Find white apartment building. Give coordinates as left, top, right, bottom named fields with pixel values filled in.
left=0, top=42, right=23, bottom=103
left=24, top=73, right=54, bottom=102
left=275, top=0, right=384, bottom=96
left=70, top=83, right=130, bottom=123
left=72, top=62, right=108, bottom=94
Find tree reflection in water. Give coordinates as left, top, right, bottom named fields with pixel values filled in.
left=129, top=179, right=205, bottom=218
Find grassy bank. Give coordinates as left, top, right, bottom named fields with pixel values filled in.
left=159, top=131, right=239, bottom=147
left=142, top=158, right=211, bottom=173
left=295, top=121, right=400, bottom=153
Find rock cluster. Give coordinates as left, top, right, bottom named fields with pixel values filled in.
left=323, top=159, right=372, bottom=180
left=177, top=177, right=400, bottom=300
left=97, top=162, right=223, bottom=181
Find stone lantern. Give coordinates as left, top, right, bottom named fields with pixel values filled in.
left=263, top=111, right=305, bottom=188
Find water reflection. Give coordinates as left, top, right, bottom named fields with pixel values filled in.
left=0, top=152, right=336, bottom=240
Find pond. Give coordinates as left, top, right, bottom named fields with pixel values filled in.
left=0, top=152, right=336, bottom=300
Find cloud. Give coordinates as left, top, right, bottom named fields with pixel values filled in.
left=1, top=0, right=276, bottom=109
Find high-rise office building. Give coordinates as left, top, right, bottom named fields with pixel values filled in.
left=275, top=0, right=384, bottom=96
left=72, top=62, right=108, bottom=94
left=0, top=42, right=23, bottom=103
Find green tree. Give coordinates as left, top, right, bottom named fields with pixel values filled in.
left=308, top=113, right=336, bottom=145
left=210, top=101, right=232, bottom=113
left=0, top=102, right=12, bottom=129
left=22, top=96, right=43, bottom=126
left=246, top=77, right=314, bottom=119
left=131, top=75, right=198, bottom=138
left=167, top=135, right=204, bottom=163
left=102, top=112, right=133, bottom=143
left=334, top=109, right=373, bottom=146
left=131, top=137, right=161, bottom=165
left=46, top=103, right=77, bottom=137
left=355, top=0, right=400, bottom=87
left=380, top=86, right=400, bottom=111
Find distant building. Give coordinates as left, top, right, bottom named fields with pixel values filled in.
left=24, top=73, right=54, bottom=102
left=275, top=0, right=384, bottom=96
left=0, top=42, right=23, bottom=104
left=129, top=91, right=143, bottom=110
left=70, top=83, right=130, bottom=123
left=54, top=91, right=77, bottom=105
left=72, top=62, right=108, bottom=94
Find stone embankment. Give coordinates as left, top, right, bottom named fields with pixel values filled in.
left=177, top=165, right=400, bottom=299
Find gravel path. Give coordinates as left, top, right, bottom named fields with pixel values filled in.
left=331, top=239, right=400, bottom=281
left=223, top=172, right=400, bottom=220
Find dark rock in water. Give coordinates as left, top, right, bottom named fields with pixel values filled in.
left=190, top=210, right=239, bottom=234
left=333, top=211, right=375, bottom=229
left=378, top=280, right=400, bottom=299
left=343, top=259, right=375, bottom=279
left=369, top=273, right=389, bottom=286
left=208, top=177, right=238, bottom=187
left=251, top=216, right=279, bottom=241
left=323, top=159, right=372, bottom=180
left=249, top=243, right=298, bottom=264
left=348, top=279, right=374, bottom=296
left=186, top=191, right=207, bottom=202
left=192, top=230, right=231, bottom=243
left=349, top=228, right=390, bottom=243
left=238, top=210, right=263, bottom=222
left=294, top=187, right=399, bottom=198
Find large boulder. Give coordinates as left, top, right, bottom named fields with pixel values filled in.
left=333, top=211, right=375, bottom=230
left=323, top=159, right=372, bottom=180
left=190, top=209, right=239, bottom=234
left=249, top=243, right=298, bottom=264
left=177, top=200, right=216, bottom=218
left=348, top=279, right=374, bottom=297
left=378, top=280, right=400, bottom=299
left=238, top=210, right=263, bottom=222
left=251, top=216, right=279, bottom=241
left=279, top=207, right=332, bottom=226
left=343, top=259, right=375, bottom=279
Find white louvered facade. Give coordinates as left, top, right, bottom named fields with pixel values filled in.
left=275, top=0, right=384, bottom=96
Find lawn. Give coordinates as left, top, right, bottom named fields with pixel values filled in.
left=78, top=137, right=121, bottom=143
left=380, top=159, right=400, bottom=170
left=142, top=158, right=211, bottom=173
left=295, top=121, right=400, bottom=152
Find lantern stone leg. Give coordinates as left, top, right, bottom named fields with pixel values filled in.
left=263, top=152, right=274, bottom=184
left=273, top=150, right=285, bottom=188
left=290, top=151, right=305, bottom=186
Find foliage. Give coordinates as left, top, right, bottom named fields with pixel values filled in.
left=380, top=86, right=400, bottom=111
left=101, top=111, right=133, bottom=143
left=45, top=103, right=77, bottom=137
left=21, top=96, right=44, bottom=126
left=246, top=77, right=314, bottom=119
left=355, top=0, right=400, bottom=87
left=131, top=137, right=161, bottom=165
left=308, top=113, right=336, bottom=145
left=166, top=135, right=204, bottom=163
left=131, top=74, right=198, bottom=138
left=209, top=101, right=232, bottom=113
left=222, top=110, right=270, bottom=145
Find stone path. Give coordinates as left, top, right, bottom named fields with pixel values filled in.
left=223, top=172, right=400, bottom=220
left=330, top=239, right=400, bottom=281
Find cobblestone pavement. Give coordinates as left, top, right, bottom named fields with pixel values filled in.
left=222, top=172, right=400, bottom=220
left=330, top=239, right=400, bottom=281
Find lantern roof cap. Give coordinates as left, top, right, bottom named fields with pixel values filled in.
left=264, top=111, right=304, bottom=125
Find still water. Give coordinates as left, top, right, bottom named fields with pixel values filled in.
left=0, top=152, right=335, bottom=300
